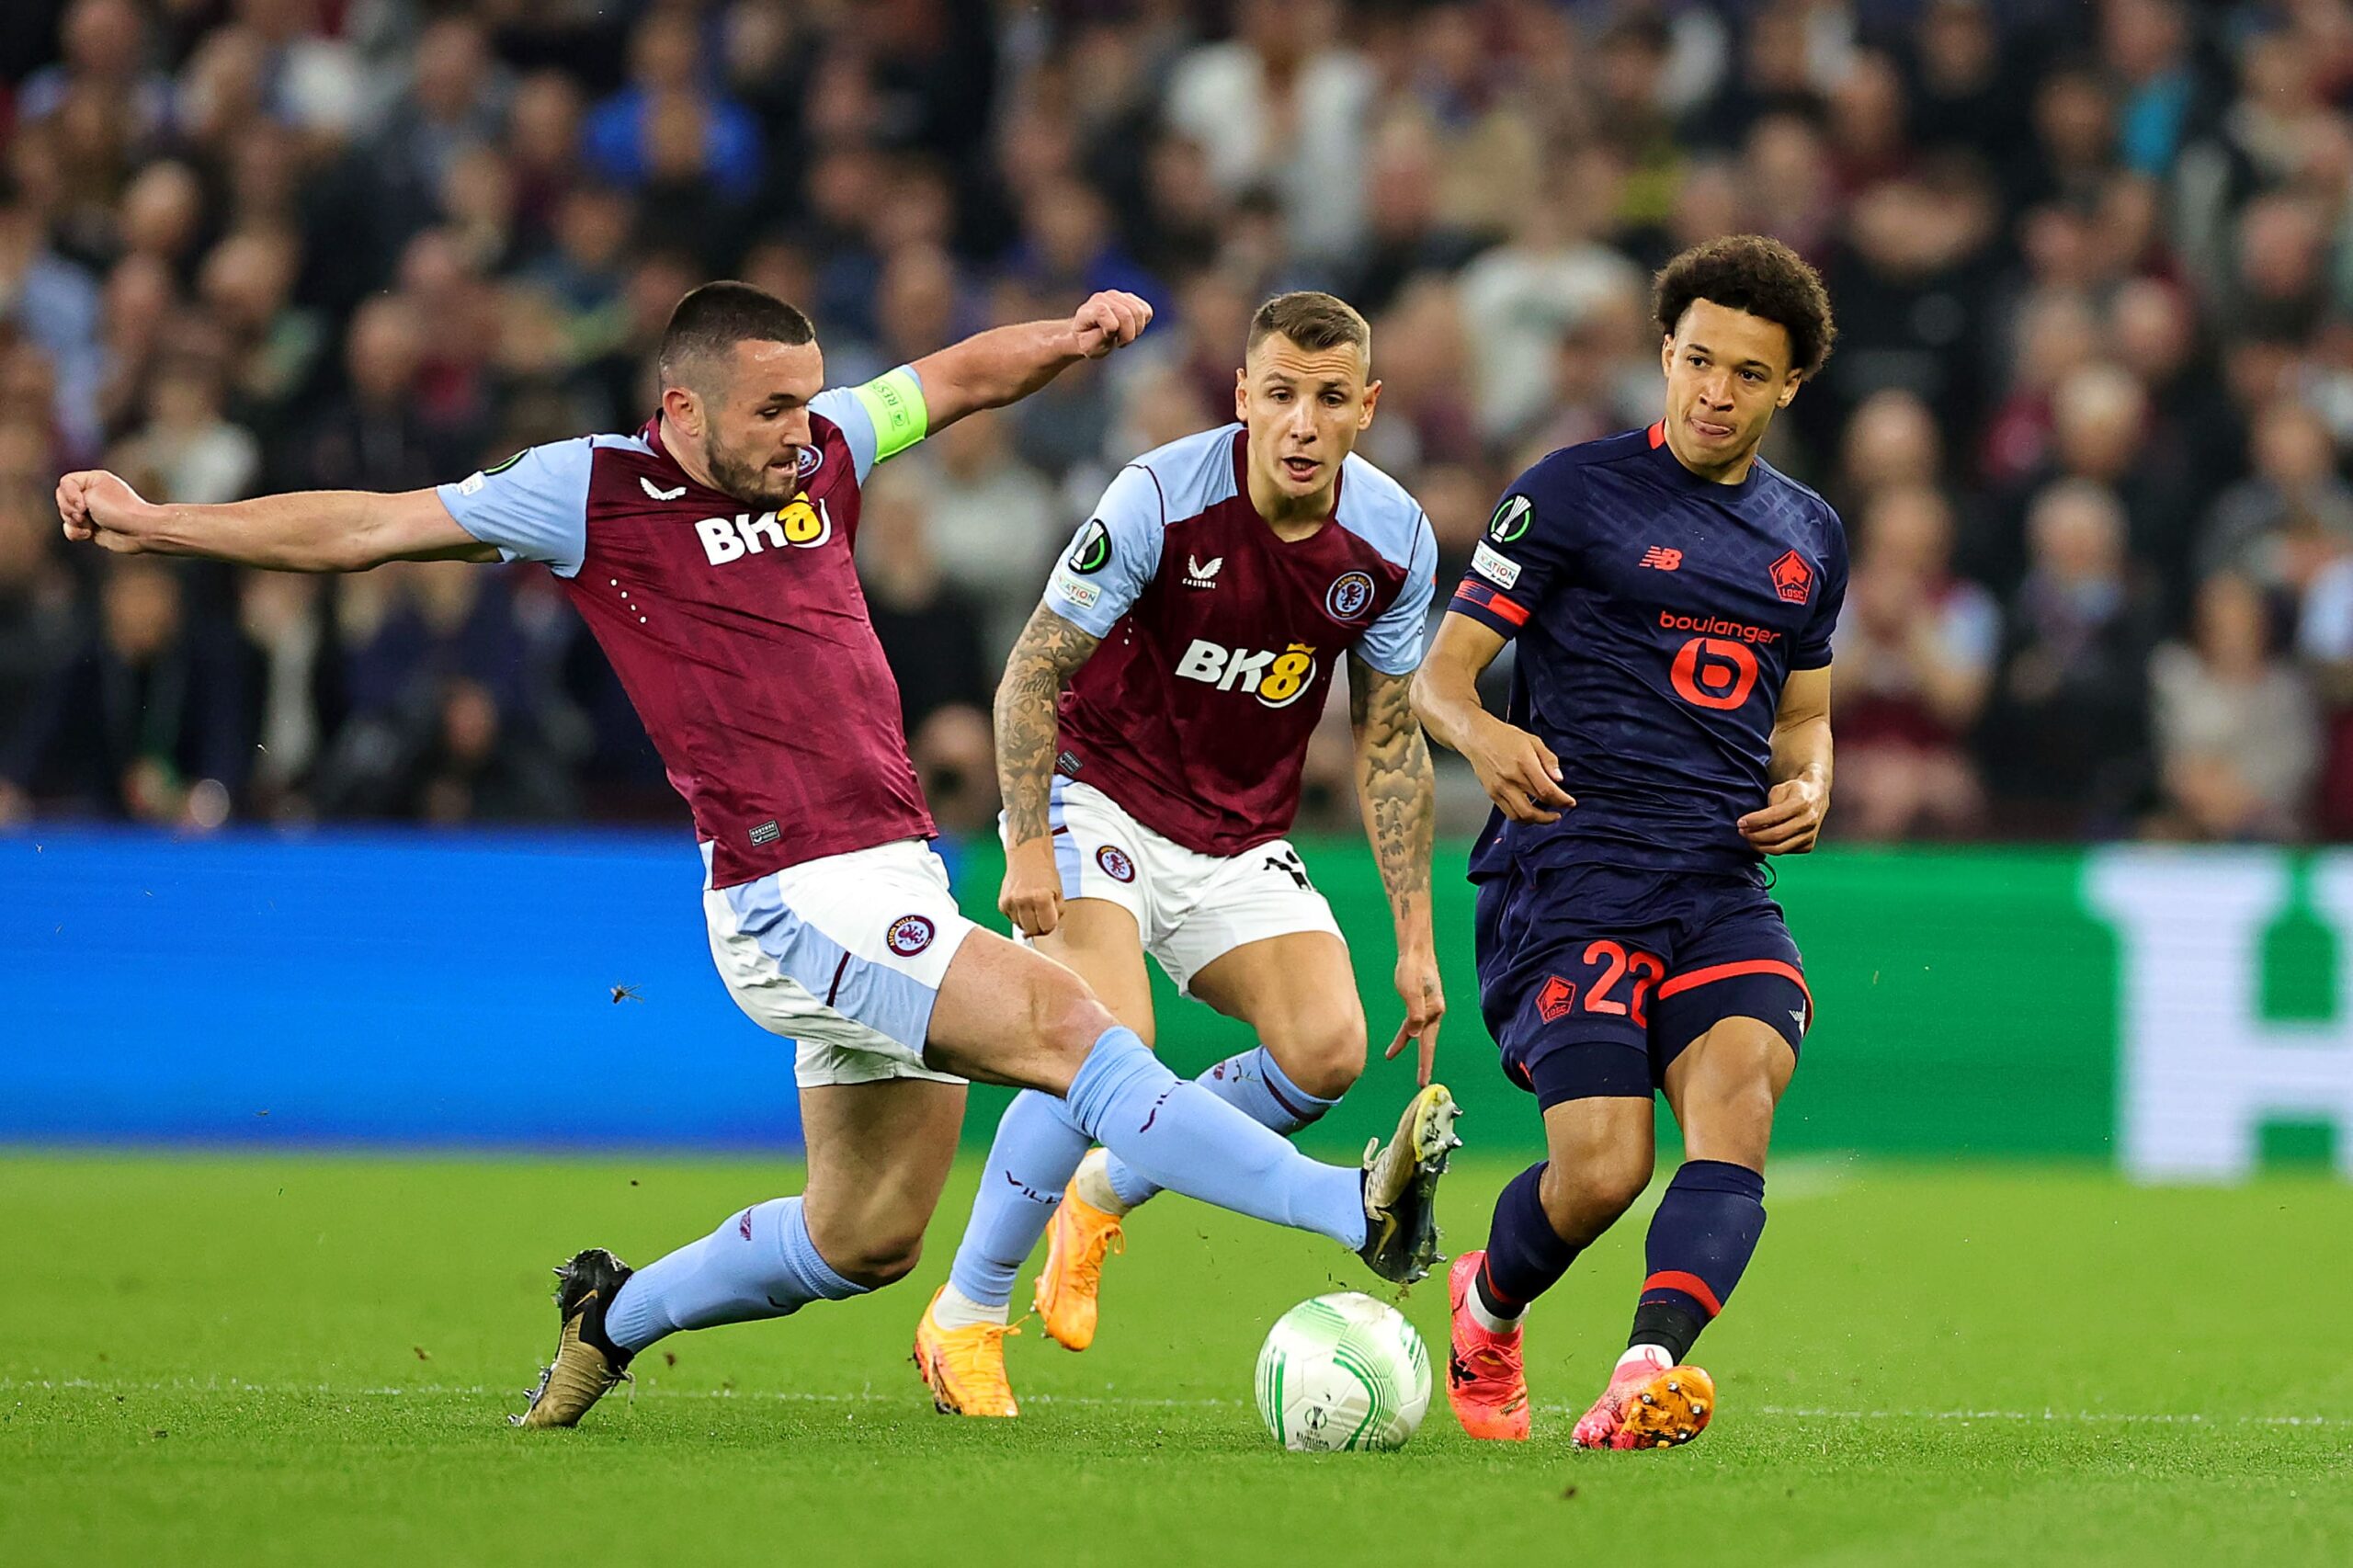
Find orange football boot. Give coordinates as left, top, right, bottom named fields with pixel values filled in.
left=1033, top=1184, right=1125, bottom=1351
left=1446, top=1251, right=1531, bottom=1440
left=1571, top=1347, right=1714, bottom=1450
left=912, top=1286, right=1020, bottom=1416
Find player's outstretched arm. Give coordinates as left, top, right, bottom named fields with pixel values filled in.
left=1410, top=613, right=1574, bottom=824
left=1348, top=655, right=1445, bottom=1085
left=910, top=291, right=1153, bottom=434
left=994, top=602, right=1103, bottom=937
left=1740, top=664, right=1833, bottom=855
left=56, top=471, right=494, bottom=574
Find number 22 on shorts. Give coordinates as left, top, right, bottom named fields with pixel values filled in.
left=1576, top=939, right=1665, bottom=1027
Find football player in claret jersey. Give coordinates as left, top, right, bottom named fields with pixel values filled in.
left=1412, top=235, right=1844, bottom=1449
left=913, top=292, right=1453, bottom=1416
left=54, top=281, right=1464, bottom=1432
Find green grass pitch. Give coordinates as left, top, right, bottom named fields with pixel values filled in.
left=5, top=1152, right=2349, bottom=1567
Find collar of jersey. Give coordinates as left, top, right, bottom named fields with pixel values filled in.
left=1645, top=421, right=1762, bottom=498
left=1229, top=426, right=1345, bottom=543
left=639, top=413, right=735, bottom=506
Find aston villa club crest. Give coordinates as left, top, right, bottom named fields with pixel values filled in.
left=1326, top=570, right=1375, bottom=620
left=795, top=445, right=824, bottom=478
left=1769, top=549, right=1813, bottom=606
left=887, top=915, right=937, bottom=956
left=1096, top=845, right=1136, bottom=883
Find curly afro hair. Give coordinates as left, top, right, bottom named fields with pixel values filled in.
left=1652, top=235, right=1836, bottom=381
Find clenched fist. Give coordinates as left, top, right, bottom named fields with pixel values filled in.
left=1000, top=835, right=1066, bottom=937
left=1068, top=291, right=1154, bottom=360
left=56, top=470, right=165, bottom=554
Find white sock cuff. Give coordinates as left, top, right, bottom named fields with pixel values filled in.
left=1071, top=1147, right=1132, bottom=1217
left=1618, top=1342, right=1673, bottom=1372
left=930, top=1282, right=1011, bottom=1330
left=1465, top=1290, right=1521, bottom=1335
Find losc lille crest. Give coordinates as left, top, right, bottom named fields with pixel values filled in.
left=1537, top=974, right=1578, bottom=1023
left=1768, top=549, right=1813, bottom=606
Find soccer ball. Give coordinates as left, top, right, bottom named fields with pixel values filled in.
left=1253, top=1292, right=1431, bottom=1452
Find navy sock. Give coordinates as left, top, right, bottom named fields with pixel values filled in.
left=1477, top=1161, right=1581, bottom=1316
left=1632, top=1159, right=1767, bottom=1361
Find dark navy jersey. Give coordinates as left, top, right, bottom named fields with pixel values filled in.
left=1449, top=422, right=1847, bottom=881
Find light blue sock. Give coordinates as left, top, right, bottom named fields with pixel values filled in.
left=1105, top=1045, right=1340, bottom=1209
left=604, top=1196, right=865, bottom=1353
left=1064, top=1026, right=1365, bottom=1249
left=945, top=1088, right=1093, bottom=1309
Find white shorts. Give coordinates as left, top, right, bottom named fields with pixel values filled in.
left=1017, top=777, right=1345, bottom=996
left=703, top=838, right=974, bottom=1089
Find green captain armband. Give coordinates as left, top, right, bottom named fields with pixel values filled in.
left=850, top=366, right=928, bottom=464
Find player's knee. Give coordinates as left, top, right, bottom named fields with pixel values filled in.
left=828, top=1228, right=926, bottom=1289
left=1675, top=1025, right=1792, bottom=1160
left=1029, top=968, right=1119, bottom=1077
left=1266, top=1009, right=1365, bottom=1101
left=1682, top=1081, right=1778, bottom=1168
left=1540, top=1145, right=1651, bottom=1240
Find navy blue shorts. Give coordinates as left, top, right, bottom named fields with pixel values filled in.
left=1473, top=861, right=1810, bottom=1108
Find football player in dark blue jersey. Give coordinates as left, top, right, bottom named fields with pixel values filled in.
left=1412, top=235, right=1844, bottom=1449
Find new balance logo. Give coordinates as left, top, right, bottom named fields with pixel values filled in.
left=642, top=477, right=687, bottom=502
left=1184, top=553, right=1224, bottom=589
left=1640, top=546, right=1683, bottom=571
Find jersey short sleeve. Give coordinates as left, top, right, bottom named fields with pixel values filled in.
left=809, top=365, right=927, bottom=484
left=1790, top=513, right=1848, bottom=670
left=437, top=438, right=594, bottom=578
left=1042, top=463, right=1166, bottom=637
left=1447, top=465, right=1581, bottom=639
left=1354, top=510, right=1438, bottom=675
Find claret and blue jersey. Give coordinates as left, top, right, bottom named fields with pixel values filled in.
left=432, top=369, right=939, bottom=889
left=1450, top=421, right=1847, bottom=1105
left=1449, top=420, right=1847, bottom=882
left=1041, top=424, right=1438, bottom=858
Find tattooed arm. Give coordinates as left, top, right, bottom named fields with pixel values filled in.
left=996, top=602, right=1104, bottom=937
left=1348, top=653, right=1446, bottom=1085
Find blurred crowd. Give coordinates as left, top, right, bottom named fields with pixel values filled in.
left=7, top=0, right=2353, bottom=845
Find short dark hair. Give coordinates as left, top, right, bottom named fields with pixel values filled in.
left=1652, top=235, right=1836, bottom=380
left=1246, top=290, right=1370, bottom=359
left=658, top=281, right=815, bottom=392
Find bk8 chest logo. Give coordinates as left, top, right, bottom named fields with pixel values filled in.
left=1174, top=639, right=1318, bottom=708
left=694, top=498, right=833, bottom=564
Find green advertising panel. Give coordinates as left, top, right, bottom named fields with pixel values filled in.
left=950, top=841, right=2353, bottom=1175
